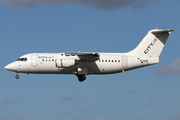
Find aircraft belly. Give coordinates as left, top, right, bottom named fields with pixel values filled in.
left=87, top=63, right=122, bottom=74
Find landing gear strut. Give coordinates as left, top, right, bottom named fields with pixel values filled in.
left=77, top=75, right=86, bottom=82
left=15, top=73, right=19, bottom=79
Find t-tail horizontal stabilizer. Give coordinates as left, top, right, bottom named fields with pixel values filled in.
left=130, top=29, right=174, bottom=57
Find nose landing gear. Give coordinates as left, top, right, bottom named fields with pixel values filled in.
left=15, top=73, right=19, bottom=79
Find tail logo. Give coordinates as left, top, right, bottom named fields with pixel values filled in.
left=144, top=37, right=158, bottom=54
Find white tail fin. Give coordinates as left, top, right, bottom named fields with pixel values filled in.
left=130, top=29, right=174, bottom=57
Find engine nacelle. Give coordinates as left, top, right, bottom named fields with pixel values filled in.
left=62, top=59, right=75, bottom=68
left=56, top=59, right=79, bottom=68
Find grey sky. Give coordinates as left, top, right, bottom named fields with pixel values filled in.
left=0, top=0, right=157, bottom=9
left=158, top=58, right=180, bottom=76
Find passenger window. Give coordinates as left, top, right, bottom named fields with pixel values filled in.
left=115, top=60, right=117, bottom=62
left=42, top=59, right=44, bottom=61
left=109, top=60, right=110, bottom=62
left=118, top=60, right=120, bottom=62
left=52, top=59, right=54, bottom=62
left=112, top=60, right=113, bottom=62
left=102, top=60, right=104, bottom=62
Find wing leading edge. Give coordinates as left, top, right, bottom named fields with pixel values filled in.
left=65, top=52, right=99, bottom=61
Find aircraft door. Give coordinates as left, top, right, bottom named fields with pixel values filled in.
left=122, top=56, right=128, bottom=68
left=31, top=55, right=38, bottom=67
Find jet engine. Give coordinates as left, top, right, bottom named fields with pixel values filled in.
left=56, top=59, right=79, bottom=68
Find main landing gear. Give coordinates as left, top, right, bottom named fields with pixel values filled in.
left=77, top=75, right=86, bottom=82
left=15, top=73, right=19, bottom=79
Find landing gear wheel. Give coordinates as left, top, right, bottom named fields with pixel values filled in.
left=15, top=74, right=19, bottom=79
left=77, top=75, right=86, bottom=82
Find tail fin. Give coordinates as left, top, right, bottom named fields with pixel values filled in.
left=130, top=29, right=174, bottom=57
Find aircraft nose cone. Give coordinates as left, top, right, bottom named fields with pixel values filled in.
left=4, top=62, right=19, bottom=72
left=4, top=64, right=11, bottom=70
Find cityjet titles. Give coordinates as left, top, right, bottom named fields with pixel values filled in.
left=144, top=38, right=158, bottom=54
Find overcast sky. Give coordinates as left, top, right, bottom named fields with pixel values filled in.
left=1, top=0, right=157, bottom=9
left=1, top=0, right=180, bottom=120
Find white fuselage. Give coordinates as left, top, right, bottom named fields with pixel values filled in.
left=5, top=52, right=158, bottom=75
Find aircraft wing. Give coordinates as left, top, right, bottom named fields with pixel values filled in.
left=65, top=52, right=99, bottom=61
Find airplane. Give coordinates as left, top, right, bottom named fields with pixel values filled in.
left=4, top=29, right=174, bottom=82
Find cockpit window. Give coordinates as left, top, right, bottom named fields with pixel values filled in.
left=16, top=58, right=27, bottom=61
left=16, top=58, right=21, bottom=61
